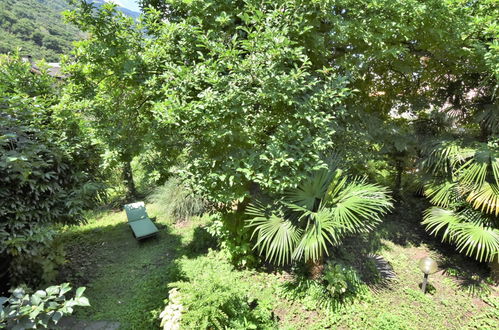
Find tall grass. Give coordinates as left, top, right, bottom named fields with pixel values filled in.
left=147, top=177, right=206, bottom=221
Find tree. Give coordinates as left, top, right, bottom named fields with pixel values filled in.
left=246, top=168, right=392, bottom=277
left=62, top=2, right=155, bottom=198
left=42, top=35, right=63, bottom=52
left=134, top=0, right=498, bottom=205
left=139, top=0, right=356, bottom=204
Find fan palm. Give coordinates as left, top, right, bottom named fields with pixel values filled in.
left=421, top=140, right=499, bottom=262
left=246, top=169, right=392, bottom=275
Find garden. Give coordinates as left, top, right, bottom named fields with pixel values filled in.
left=1, top=0, right=498, bottom=329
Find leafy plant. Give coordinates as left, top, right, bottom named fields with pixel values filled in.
left=147, top=177, right=206, bottom=221
left=421, top=140, right=499, bottom=262
left=62, top=1, right=175, bottom=198
left=0, top=55, right=104, bottom=287
left=164, top=253, right=276, bottom=329
left=281, top=261, right=367, bottom=311
left=206, top=213, right=258, bottom=268
left=0, top=283, right=89, bottom=329
left=246, top=168, right=392, bottom=274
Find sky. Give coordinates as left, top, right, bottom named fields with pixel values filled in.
left=108, top=0, right=141, bottom=13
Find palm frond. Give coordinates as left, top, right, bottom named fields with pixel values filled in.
left=422, top=207, right=462, bottom=242
left=423, top=141, right=472, bottom=176
left=328, top=180, right=393, bottom=234
left=424, top=181, right=459, bottom=208
left=324, top=172, right=348, bottom=202
left=458, top=155, right=489, bottom=189
left=423, top=207, right=499, bottom=262
left=247, top=171, right=393, bottom=265
left=493, top=157, right=499, bottom=186
left=453, top=223, right=499, bottom=262
left=476, top=104, right=499, bottom=134
left=285, top=169, right=335, bottom=211
left=466, top=182, right=499, bottom=216
left=246, top=203, right=301, bottom=266
left=292, top=207, right=341, bottom=262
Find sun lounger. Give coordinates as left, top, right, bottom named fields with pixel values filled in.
left=124, top=202, right=159, bottom=240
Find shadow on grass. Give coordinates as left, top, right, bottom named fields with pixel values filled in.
left=376, top=197, right=493, bottom=296
left=56, top=217, right=189, bottom=329
left=184, top=225, right=219, bottom=258
left=438, top=254, right=493, bottom=297
left=376, top=198, right=429, bottom=247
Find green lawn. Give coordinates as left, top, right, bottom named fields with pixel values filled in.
left=57, top=201, right=499, bottom=329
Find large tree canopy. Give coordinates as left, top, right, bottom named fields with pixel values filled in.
left=66, top=0, right=497, bottom=206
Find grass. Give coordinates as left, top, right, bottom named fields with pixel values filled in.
left=57, top=204, right=185, bottom=328
left=56, top=200, right=499, bottom=329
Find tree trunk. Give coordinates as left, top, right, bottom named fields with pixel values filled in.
left=490, top=255, right=499, bottom=283
left=394, top=158, right=403, bottom=199
left=307, top=256, right=325, bottom=280
left=123, top=160, right=137, bottom=200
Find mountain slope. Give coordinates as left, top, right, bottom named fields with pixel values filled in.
left=0, top=0, right=140, bottom=62
left=0, top=0, right=81, bottom=61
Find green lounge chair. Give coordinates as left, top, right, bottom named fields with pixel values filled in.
left=124, top=202, right=159, bottom=240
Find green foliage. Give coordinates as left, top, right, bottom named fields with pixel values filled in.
left=147, top=177, right=206, bottom=221
left=165, top=253, right=277, bottom=329
left=322, top=263, right=365, bottom=302
left=63, top=1, right=178, bottom=197
left=146, top=2, right=352, bottom=202
left=0, top=0, right=80, bottom=61
left=0, top=55, right=104, bottom=286
left=0, top=283, right=89, bottom=329
left=281, top=262, right=367, bottom=311
left=246, top=169, right=392, bottom=265
left=68, top=0, right=498, bottom=208
left=206, top=213, right=258, bottom=268
left=421, top=139, right=499, bottom=262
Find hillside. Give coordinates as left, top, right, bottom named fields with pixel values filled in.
left=0, top=0, right=140, bottom=62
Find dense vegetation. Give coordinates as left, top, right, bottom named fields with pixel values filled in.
left=0, top=55, right=103, bottom=290
left=0, top=0, right=497, bottom=328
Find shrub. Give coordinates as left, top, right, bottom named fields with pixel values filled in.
left=281, top=261, right=368, bottom=311
left=420, top=140, right=499, bottom=263
left=160, top=253, right=277, bottom=329
left=0, top=55, right=104, bottom=288
left=147, top=177, right=206, bottom=221
left=246, top=168, right=392, bottom=275
left=0, top=283, right=89, bottom=329
left=205, top=213, right=258, bottom=268
left=186, top=224, right=218, bottom=256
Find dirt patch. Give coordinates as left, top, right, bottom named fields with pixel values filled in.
left=274, top=302, right=319, bottom=328
left=174, top=219, right=191, bottom=228
left=57, top=243, right=101, bottom=288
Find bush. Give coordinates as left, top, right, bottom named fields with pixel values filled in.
left=0, top=55, right=104, bottom=288
left=281, top=261, right=368, bottom=311
left=160, top=253, right=277, bottom=329
left=147, top=177, right=206, bottom=221
left=205, top=213, right=258, bottom=268
left=0, top=283, right=89, bottom=329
